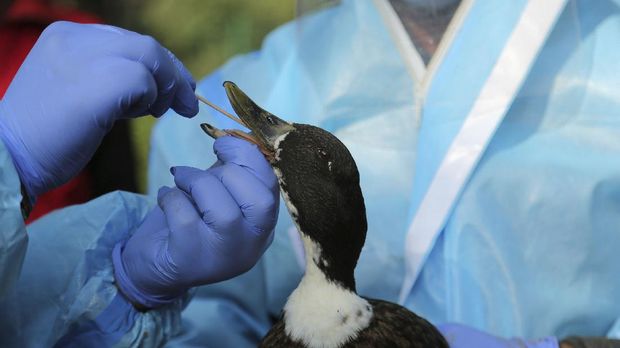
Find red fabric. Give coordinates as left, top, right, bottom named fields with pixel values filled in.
left=0, top=0, right=101, bottom=222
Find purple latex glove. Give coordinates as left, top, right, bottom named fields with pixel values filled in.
left=113, top=136, right=279, bottom=308
left=438, top=323, right=559, bottom=348
left=0, top=21, right=198, bottom=200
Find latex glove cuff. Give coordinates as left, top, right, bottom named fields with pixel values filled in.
left=112, top=242, right=182, bottom=310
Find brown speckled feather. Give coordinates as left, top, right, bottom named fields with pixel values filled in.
left=260, top=298, right=448, bottom=348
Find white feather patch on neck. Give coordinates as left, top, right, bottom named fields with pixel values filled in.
left=283, top=234, right=373, bottom=348
left=273, top=131, right=290, bottom=162
left=274, top=167, right=299, bottom=220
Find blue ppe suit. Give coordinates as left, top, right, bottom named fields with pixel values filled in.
left=149, top=0, right=620, bottom=346
left=0, top=136, right=28, bottom=297
left=0, top=137, right=188, bottom=346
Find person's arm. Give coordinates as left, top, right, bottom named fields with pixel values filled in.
left=147, top=47, right=306, bottom=347
left=0, top=136, right=279, bottom=347
left=0, top=17, right=197, bottom=302
left=0, top=21, right=280, bottom=346
left=0, top=21, right=198, bottom=207
left=0, top=190, right=187, bottom=347
left=113, top=136, right=279, bottom=310
left=0, top=17, right=198, bottom=329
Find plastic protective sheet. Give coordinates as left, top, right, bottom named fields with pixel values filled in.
left=0, top=137, right=27, bottom=297
left=149, top=0, right=620, bottom=346
left=405, top=0, right=620, bottom=338
left=0, top=138, right=187, bottom=348
left=0, top=191, right=191, bottom=347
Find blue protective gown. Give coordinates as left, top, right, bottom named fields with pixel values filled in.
left=0, top=135, right=28, bottom=297
left=0, top=138, right=188, bottom=346
left=149, top=0, right=620, bottom=346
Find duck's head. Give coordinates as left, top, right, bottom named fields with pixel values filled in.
left=205, top=81, right=367, bottom=291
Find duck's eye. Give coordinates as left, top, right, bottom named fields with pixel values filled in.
left=266, top=115, right=276, bottom=125
left=318, top=149, right=328, bottom=158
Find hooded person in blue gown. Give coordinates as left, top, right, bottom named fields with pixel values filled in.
left=0, top=1, right=619, bottom=347
left=148, top=0, right=620, bottom=347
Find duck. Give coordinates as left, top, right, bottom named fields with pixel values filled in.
left=201, top=81, right=449, bottom=348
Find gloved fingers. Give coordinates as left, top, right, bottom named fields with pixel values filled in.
left=165, top=49, right=196, bottom=90
left=213, top=136, right=278, bottom=191
left=41, top=22, right=192, bottom=118
left=39, top=21, right=119, bottom=43
left=137, top=205, right=168, bottom=233
left=149, top=71, right=179, bottom=118
left=157, top=186, right=207, bottom=261
left=165, top=49, right=199, bottom=116
left=208, top=160, right=224, bottom=170
left=113, top=33, right=198, bottom=118
left=169, top=78, right=198, bottom=117
left=171, top=166, right=245, bottom=234
left=100, top=57, right=158, bottom=121
left=208, top=163, right=279, bottom=237
left=89, top=23, right=137, bottom=36
left=157, top=186, right=200, bottom=228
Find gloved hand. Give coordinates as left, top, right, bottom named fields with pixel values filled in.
left=438, top=323, right=560, bottom=348
left=0, top=21, right=198, bottom=200
left=113, top=136, right=279, bottom=308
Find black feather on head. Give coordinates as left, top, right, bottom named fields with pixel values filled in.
left=273, top=124, right=367, bottom=291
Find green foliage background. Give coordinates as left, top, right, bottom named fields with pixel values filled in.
left=61, top=0, right=295, bottom=191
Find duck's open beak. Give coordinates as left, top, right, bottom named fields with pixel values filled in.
left=222, top=81, right=294, bottom=152
left=199, top=81, right=294, bottom=161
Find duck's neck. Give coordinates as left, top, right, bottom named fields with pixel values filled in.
left=303, top=229, right=358, bottom=292
left=298, top=231, right=358, bottom=292
left=283, top=233, right=373, bottom=348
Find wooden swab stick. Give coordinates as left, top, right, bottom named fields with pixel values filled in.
left=195, top=95, right=273, bottom=160
left=195, top=94, right=247, bottom=127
